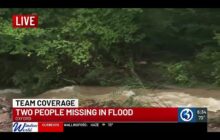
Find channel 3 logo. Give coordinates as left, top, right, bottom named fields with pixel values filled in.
left=178, top=108, right=196, bottom=123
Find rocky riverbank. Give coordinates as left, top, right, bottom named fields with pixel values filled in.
left=0, top=97, right=12, bottom=132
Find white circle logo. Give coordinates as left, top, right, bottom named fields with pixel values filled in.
left=180, top=108, right=193, bottom=122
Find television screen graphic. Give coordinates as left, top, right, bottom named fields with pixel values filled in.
left=0, top=8, right=219, bottom=134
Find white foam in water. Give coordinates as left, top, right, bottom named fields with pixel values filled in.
left=35, top=86, right=220, bottom=112
left=122, top=90, right=136, bottom=97
left=0, top=89, right=21, bottom=94
left=134, top=92, right=220, bottom=112
left=50, top=86, right=75, bottom=93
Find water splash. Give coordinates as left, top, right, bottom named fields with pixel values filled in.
left=134, top=92, right=220, bottom=112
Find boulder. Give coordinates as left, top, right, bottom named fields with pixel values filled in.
left=0, top=113, right=10, bottom=123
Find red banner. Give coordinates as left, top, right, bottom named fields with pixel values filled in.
left=13, top=107, right=178, bottom=122
left=38, top=122, right=64, bottom=132
left=12, top=15, right=38, bottom=28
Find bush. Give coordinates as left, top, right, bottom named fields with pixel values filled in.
left=167, top=61, right=192, bottom=84
left=81, top=66, right=137, bottom=86
left=12, top=68, right=58, bottom=96
left=194, top=47, right=220, bottom=86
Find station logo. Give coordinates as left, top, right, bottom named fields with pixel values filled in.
left=178, top=108, right=196, bottom=123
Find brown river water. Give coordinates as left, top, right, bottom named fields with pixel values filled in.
left=1, top=86, right=220, bottom=132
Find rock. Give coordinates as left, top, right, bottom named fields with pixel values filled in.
left=0, top=121, right=12, bottom=132
left=0, top=97, right=6, bottom=101
left=0, top=97, right=11, bottom=108
left=2, top=107, right=9, bottom=113
left=0, top=113, right=10, bottom=123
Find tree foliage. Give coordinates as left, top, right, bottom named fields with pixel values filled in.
left=1, top=8, right=220, bottom=95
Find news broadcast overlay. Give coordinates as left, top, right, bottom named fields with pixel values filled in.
left=12, top=15, right=38, bottom=28
left=12, top=99, right=207, bottom=132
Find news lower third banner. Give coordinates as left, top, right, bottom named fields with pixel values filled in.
left=12, top=99, right=207, bottom=132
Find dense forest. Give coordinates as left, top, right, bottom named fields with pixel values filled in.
left=1, top=8, right=220, bottom=96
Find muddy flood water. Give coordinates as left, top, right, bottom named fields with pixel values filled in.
left=1, top=86, right=220, bottom=132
